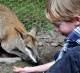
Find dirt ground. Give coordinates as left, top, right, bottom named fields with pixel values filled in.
left=0, top=61, right=30, bottom=73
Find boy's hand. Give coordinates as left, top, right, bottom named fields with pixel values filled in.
left=13, top=66, right=32, bottom=73
left=13, top=66, right=25, bottom=73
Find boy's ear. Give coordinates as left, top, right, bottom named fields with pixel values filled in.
left=74, top=15, right=80, bottom=21
left=73, top=16, right=80, bottom=26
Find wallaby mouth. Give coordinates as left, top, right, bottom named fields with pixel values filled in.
left=25, top=47, right=37, bottom=63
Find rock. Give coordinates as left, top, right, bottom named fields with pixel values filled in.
left=37, top=30, right=64, bottom=63
left=38, top=42, right=43, bottom=46
left=0, top=57, right=21, bottom=64
left=51, top=42, right=59, bottom=47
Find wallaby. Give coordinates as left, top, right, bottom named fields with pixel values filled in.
left=0, top=4, right=40, bottom=64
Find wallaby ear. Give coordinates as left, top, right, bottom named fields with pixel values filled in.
left=23, top=27, right=37, bottom=48
left=23, top=27, right=37, bottom=41
left=23, top=28, right=37, bottom=41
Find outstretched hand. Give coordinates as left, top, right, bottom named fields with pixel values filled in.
left=13, top=66, right=25, bottom=73
left=13, top=65, right=33, bottom=73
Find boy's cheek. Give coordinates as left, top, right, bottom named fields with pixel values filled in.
left=59, top=27, right=73, bottom=35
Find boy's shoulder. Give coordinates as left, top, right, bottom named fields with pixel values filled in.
left=67, top=45, right=80, bottom=53
left=53, top=45, right=80, bottom=61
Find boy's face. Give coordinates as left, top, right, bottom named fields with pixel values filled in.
left=46, top=12, right=80, bottom=36
left=54, top=21, right=77, bottom=36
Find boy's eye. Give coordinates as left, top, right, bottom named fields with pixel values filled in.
left=61, top=17, right=75, bottom=22
left=53, top=22, right=62, bottom=28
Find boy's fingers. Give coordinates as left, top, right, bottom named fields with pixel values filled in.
left=13, top=69, right=21, bottom=72
left=13, top=68, right=19, bottom=72
left=20, top=72, right=24, bottom=73
left=12, top=66, right=26, bottom=73
left=12, top=66, right=22, bottom=72
left=13, top=66, right=17, bottom=69
left=12, top=66, right=18, bottom=69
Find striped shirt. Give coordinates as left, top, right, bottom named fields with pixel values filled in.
left=56, top=26, right=80, bottom=61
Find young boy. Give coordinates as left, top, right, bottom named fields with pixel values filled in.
left=13, top=0, right=80, bottom=73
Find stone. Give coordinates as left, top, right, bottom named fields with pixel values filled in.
left=0, top=57, right=21, bottom=64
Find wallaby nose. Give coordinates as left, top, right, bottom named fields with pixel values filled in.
left=22, top=56, right=41, bottom=65
left=30, top=55, right=37, bottom=63
left=30, top=59, right=42, bottom=66
left=35, top=59, right=43, bottom=65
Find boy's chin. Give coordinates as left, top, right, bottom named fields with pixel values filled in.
left=60, top=32, right=70, bottom=36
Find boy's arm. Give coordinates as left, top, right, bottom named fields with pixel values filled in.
left=23, top=61, right=56, bottom=72
left=13, top=61, right=56, bottom=73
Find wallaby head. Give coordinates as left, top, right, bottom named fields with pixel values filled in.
left=1, top=27, right=40, bottom=65
left=22, top=27, right=41, bottom=64
left=13, top=27, right=40, bottom=65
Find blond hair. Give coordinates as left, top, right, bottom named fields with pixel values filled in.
left=46, top=0, right=80, bottom=22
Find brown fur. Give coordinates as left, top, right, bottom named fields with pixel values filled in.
left=0, top=4, right=39, bottom=63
